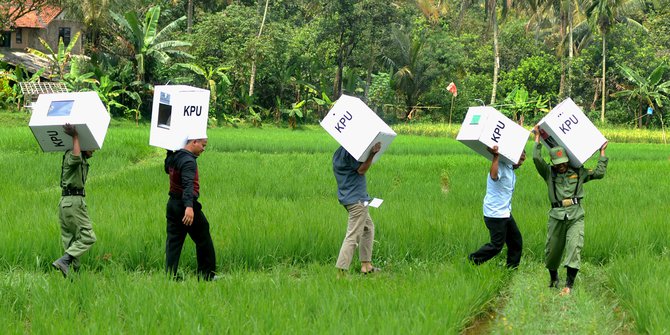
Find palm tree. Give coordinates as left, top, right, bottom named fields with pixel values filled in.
left=382, top=28, right=430, bottom=119
left=525, top=0, right=585, bottom=98
left=612, top=63, right=670, bottom=141
left=79, top=0, right=114, bottom=50
left=416, top=0, right=450, bottom=25
left=583, top=0, right=646, bottom=122
left=248, top=0, right=270, bottom=97
left=111, top=6, right=192, bottom=83
left=488, top=0, right=501, bottom=105
left=327, top=0, right=359, bottom=99
left=187, top=0, right=193, bottom=33
left=461, top=0, right=513, bottom=105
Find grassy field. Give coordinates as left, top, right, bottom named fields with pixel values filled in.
left=0, top=119, right=668, bottom=333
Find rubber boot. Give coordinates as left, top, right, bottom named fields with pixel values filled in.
left=52, top=253, right=74, bottom=278
left=549, top=269, right=559, bottom=288
left=565, top=267, right=579, bottom=288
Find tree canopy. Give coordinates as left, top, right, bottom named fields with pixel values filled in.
left=2, top=0, right=670, bottom=128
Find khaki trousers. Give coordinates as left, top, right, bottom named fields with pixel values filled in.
left=545, top=215, right=584, bottom=270
left=59, top=196, right=97, bottom=258
left=336, top=202, right=375, bottom=270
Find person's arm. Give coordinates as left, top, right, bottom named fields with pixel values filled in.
left=585, top=141, right=609, bottom=182
left=179, top=158, right=197, bottom=226
left=357, top=142, right=381, bottom=175
left=63, top=123, right=80, bottom=157
left=532, top=125, right=550, bottom=179
left=487, top=145, right=500, bottom=181
left=164, top=150, right=174, bottom=174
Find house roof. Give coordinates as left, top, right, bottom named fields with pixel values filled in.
left=12, top=5, right=62, bottom=29
left=0, top=49, right=54, bottom=79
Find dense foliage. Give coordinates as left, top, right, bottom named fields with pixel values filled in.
left=2, top=0, right=670, bottom=129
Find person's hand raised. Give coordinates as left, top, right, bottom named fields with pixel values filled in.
left=63, top=123, right=77, bottom=137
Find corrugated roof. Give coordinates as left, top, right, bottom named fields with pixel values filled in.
left=0, top=49, right=54, bottom=79
left=12, top=5, right=62, bottom=29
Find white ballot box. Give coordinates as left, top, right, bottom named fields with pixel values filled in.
left=29, top=91, right=110, bottom=152
left=149, top=85, right=210, bottom=150
left=537, top=98, right=606, bottom=167
left=320, top=94, right=396, bottom=163
left=456, top=106, right=530, bottom=165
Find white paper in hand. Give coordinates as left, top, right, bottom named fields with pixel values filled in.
left=367, top=198, right=384, bottom=208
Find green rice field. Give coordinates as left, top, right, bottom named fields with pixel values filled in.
left=0, top=121, right=668, bottom=334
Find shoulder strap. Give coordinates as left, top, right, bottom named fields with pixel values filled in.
left=551, top=169, right=559, bottom=202
left=60, top=151, right=67, bottom=188
left=573, top=169, right=581, bottom=198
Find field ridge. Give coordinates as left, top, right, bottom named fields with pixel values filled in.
left=463, top=262, right=635, bottom=334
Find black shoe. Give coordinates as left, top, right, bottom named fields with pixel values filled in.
left=549, top=279, right=560, bottom=288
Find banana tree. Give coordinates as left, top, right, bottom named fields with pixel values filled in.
left=63, top=58, right=98, bottom=91
left=612, top=63, right=670, bottom=142
left=281, top=99, right=306, bottom=129
left=27, top=32, right=81, bottom=80
left=111, top=6, right=192, bottom=83
left=173, top=63, right=231, bottom=121
left=91, top=75, right=141, bottom=122
left=502, top=87, right=532, bottom=123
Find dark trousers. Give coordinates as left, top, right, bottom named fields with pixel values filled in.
left=469, top=215, right=523, bottom=268
left=166, top=198, right=216, bottom=280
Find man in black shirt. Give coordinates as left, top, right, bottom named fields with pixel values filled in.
left=164, top=136, right=216, bottom=280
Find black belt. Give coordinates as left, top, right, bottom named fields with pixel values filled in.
left=62, top=188, right=85, bottom=197
left=552, top=198, right=580, bottom=208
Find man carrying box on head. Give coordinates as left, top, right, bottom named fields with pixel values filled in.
left=532, top=125, right=608, bottom=295
left=333, top=142, right=382, bottom=276
left=468, top=145, right=526, bottom=269
left=164, top=133, right=217, bottom=281
left=52, top=123, right=97, bottom=278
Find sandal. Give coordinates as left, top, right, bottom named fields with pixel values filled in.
left=362, top=267, right=381, bottom=275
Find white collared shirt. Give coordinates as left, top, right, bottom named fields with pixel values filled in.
left=483, top=163, right=516, bottom=218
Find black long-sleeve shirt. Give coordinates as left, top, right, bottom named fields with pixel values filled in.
left=165, top=149, right=200, bottom=207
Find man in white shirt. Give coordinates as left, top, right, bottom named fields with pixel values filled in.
left=468, top=145, right=526, bottom=268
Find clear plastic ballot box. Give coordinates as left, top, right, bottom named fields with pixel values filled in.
left=29, top=91, right=110, bottom=152
left=320, top=95, right=396, bottom=163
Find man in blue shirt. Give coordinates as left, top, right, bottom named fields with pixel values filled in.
left=333, top=142, right=381, bottom=275
left=468, top=145, right=526, bottom=268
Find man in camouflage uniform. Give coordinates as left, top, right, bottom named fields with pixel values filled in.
left=532, top=125, right=608, bottom=295
left=52, top=123, right=97, bottom=278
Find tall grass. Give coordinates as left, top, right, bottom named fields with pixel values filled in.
left=607, top=252, right=670, bottom=333
left=2, top=125, right=667, bottom=270
left=0, top=263, right=507, bottom=333
left=393, top=122, right=669, bottom=144
left=0, top=122, right=668, bottom=332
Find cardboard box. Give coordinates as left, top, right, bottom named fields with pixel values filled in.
left=456, top=106, right=530, bottom=165
left=149, top=85, right=210, bottom=150
left=320, top=95, right=396, bottom=163
left=29, top=91, right=110, bottom=152
left=537, top=98, right=607, bottom=167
